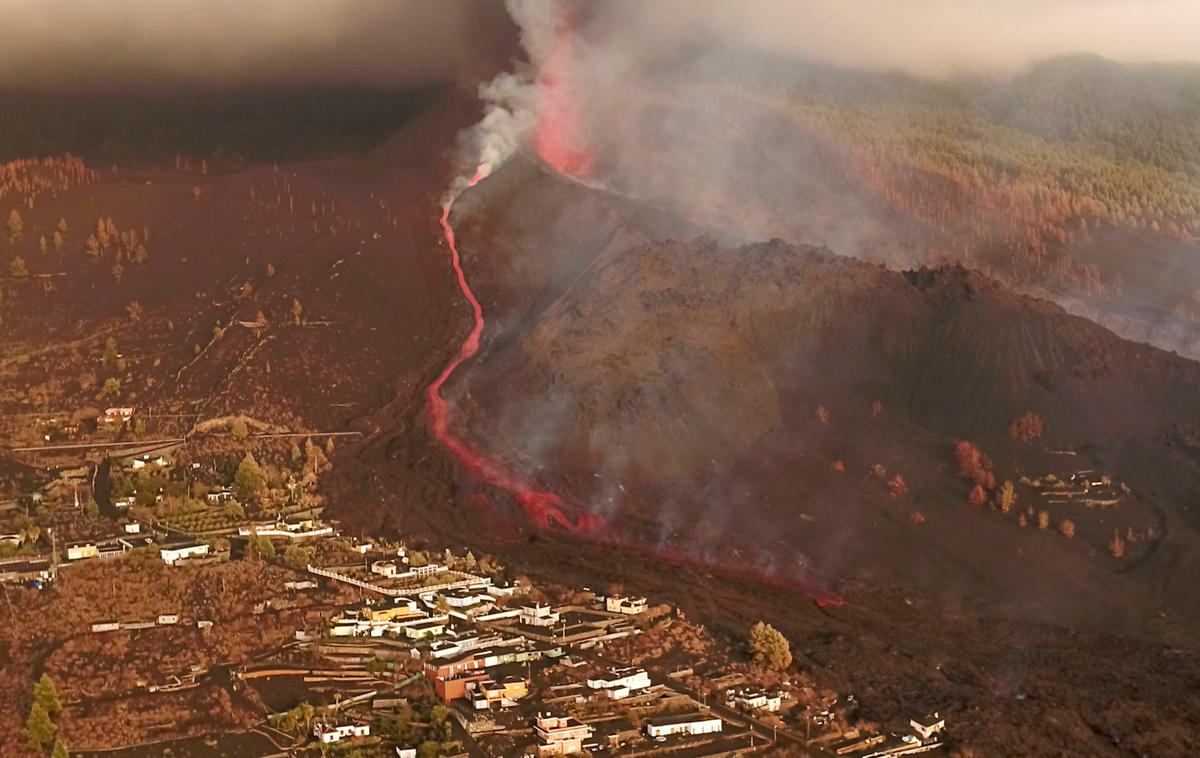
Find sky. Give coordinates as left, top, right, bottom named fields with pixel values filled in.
left=2, top=0, right=1199, bottom=91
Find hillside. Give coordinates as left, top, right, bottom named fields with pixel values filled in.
left=426, top=159, right=1200, bottom=634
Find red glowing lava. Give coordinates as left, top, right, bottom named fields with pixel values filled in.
left=427, top=172, right=602, bottom=534
left=534, top=19, right=595, bottom=178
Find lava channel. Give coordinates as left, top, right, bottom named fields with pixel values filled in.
left=427, top=171, right=603, bottom=534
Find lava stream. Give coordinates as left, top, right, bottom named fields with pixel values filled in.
left=427, top=171, right=602, bottom=533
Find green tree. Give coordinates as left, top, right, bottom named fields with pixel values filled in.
left=51, top=738, right=70, bottom=758
left=748, top=621, right=792, bottom=671
left=102, top=337, right=118, bottom=367
left=416, top=741, right=440, bottom=758
left=248, top=535, right=275, bottom=558
left=291, top=298, right=303, bottom=325
left=282, top=545, right=314, bottom=570
left=9, top=255, right=28, bottom=278
left=224, top=500, right=246, bottom=520
left=34, top=673, right=63, bottom=716
left=24, top=702, right=56, bottom=751
left=234, top=453, right=266, bottom=502
left=7, top=209, right=23, bottom=241
left=101, top=377, right=121, bottom=400
left=230, top=418, right=249, bottom=439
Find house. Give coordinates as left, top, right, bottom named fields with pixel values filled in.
left=122, top=521, right=142, bottom=535
left=586, top=667, right=651, bottom=700
left=129, top=454, right=168, bottom=469
left=97, top=541, right=127, bottom=559
left=160, top=542, right=210, bottom=566
left=910, top=712, right=946, bottom=741
left=469, top=675, right=529, bottom=709
left=443, top=588, right=491, bottom=608
left=204, top=488, right=234, bottom=505
left=157, top=614, right=180, bottom=625
left=533, top=714, right=593, bottom=756
left=404, top=620, right=447, bottom=640
left=103, top=407, right=135, bottom=423
left=519, top=603, right=561, bottom=627
left=605, top=594, right=648, bottom=615
left=645, top=713, right=723, bottom=738
left=730, top=687, right=782, bottom=713
left=113, top=496, right=135, bottom=509
left=395, top=749, right=417, bottom=758
left=0, top=557, right=53, bottom=585
left=91, top=620, right=120, bottom=633
left=67, top=542, right=99, bottom=561
left=362, top=600, right=422, bottom=622
left=313, top=722, right=370, bottom=744
left=371, top=560, right=399, bottom=577
left=285, top=579, right=318, bottom=591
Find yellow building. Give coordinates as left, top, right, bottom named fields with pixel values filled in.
left=362, top=603, right=422, bottom=623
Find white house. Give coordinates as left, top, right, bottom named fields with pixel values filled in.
left=605, top=595, right=648, bottom=615
left=519, top=603, right=561, bottom=627
left=157, top=614, right=180, bottom=625
left=730, top=687, right=782, bottom=713
left=371, top=560, right=399, bottom=577
left=103, top=407, right=134, bottom=423
left=313, top=722, right=370, bottom=744
left=910, top=713, right=946, bottom=741
left=586, top=667, right=651, bottom=700
left=645, top=713, right=723, bottom=738
left=160, top=542, right=209, bottom=566
left=395, top=749, right=417, bottom=758
left=91, top=620, right=120, bottom=633
left=123, top=521, right=142, bottom=534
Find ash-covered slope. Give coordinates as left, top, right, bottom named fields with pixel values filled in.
left=450, top=174, right=1200, bottom=629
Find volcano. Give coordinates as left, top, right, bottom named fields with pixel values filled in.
left=408, top=154, right=1200, bottom=636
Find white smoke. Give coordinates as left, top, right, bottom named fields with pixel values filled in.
left=448, top=0, right=567, bottom=194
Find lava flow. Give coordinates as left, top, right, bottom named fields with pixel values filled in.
left=428, top=182, right=843, bottom=606
left=427, top=171, right=603, bottom=534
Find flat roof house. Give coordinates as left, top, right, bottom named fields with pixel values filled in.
left=533, top=714, right=593, bottom=756
left=160, top=542, right=210, bottom=566
left=645, top=712, right=723, bottom=738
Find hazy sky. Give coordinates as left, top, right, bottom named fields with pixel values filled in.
left=2, top=0, right=1198, bottom=90
left=593, top=0, right=1200, bottom=78
left=0, top=0, right=513, bottom=89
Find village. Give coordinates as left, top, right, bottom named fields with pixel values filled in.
left=0, top=408, right=952, bottom=757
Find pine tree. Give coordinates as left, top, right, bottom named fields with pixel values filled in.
left=748, top=621, right=792, bottom=671
left=51, top=738, right=70, bottom=758
left=967, top=484, right=987, bottom=508
left=7, top=209, right=23, bottom=241
left=24, top=702, right=56, bottom=751
left=234, top=453, right=266, bottom=502
left=34, top=673, right=63, bottom=716
left=9, top=255, right=28, bottom=278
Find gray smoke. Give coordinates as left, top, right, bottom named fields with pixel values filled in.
left=0, top=0, right=513, bottom=90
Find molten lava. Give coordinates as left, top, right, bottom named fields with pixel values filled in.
left=427, top=172, right=602, bottom=533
